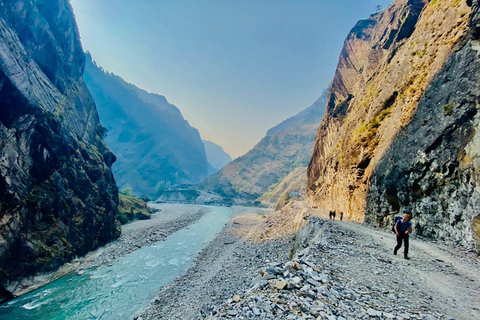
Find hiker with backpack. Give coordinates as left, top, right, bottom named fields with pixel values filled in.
left=393, top=213, right=412, bottom=260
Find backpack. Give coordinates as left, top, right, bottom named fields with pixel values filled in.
left=391, top=216, right=402, bottom=233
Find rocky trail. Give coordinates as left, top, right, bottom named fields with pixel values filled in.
left=138, top=205, right=479, bottom=320
left=207, top=215, right=480, bottom=320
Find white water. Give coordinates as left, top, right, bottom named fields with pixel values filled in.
left=0, top=205, right=232, bottom=320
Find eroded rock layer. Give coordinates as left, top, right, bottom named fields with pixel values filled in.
left=307, top=0, right=479, bottom=246
left=0, top=0, right=120, bottom=296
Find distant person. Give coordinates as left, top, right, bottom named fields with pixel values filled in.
left=332, top=210, right=336, bottom=221
left=394, top=213, right=413, bottom=259
left=340, top=211, right=343, bottom=221
left=329, top=210, right=333, bottom=220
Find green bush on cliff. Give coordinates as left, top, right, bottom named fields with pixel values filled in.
left=117, top=193, right=151, bottom=224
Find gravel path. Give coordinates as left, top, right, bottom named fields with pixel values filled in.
left=132, top=201, right=479, bottom=320
left=206, top=215, right=480, bottom=320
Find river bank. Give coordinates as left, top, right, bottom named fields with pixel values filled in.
left=136, top=205, right=300, bottom=319
left=137, top=203, right=480, bottom=320
left=7, top=204, right=208, bottom=298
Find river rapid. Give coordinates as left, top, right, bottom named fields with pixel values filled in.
left=0, top=205, right=232, bottom=320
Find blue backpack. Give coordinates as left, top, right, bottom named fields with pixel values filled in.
left=391, top=216, right=402, bottom=233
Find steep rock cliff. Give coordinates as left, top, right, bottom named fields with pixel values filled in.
left=0, top=0, right=119, bottom=298
left=201, top=93, right=326, bottom=204
left=307, top=0, right=480, bottom=247
left=84, top=55, right=208, bottom=196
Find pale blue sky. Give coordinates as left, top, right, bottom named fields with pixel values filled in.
left=70, top=0, right=393, bottom=158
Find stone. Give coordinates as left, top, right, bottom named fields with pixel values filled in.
left=271, top=280, right=288, bottom=290
left=263, top=273, right=276, bottom=280
left=227, top=309, right=238, bottom=316
left=307, top=278, right=321, bottom=287
left=233, top=295, right=241, bottom=302
left=367, top=308, right=382, bottom=317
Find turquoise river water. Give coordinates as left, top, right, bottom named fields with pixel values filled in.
left=0, top=205, right=232, bottom=320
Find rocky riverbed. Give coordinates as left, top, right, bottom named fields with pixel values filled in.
left=9, top=204, right=207, bottom=297
left=137, top=204, right=479, bottom=320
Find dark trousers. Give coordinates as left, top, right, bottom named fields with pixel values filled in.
left=394, top=233, right=409, bottom=257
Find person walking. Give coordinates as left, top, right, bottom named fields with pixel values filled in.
left=339, top=211, right=343, bottom=221
left=394, top=213, right=412, bottom=259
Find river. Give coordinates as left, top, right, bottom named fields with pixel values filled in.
left=0, top=205, right=232, bottom=320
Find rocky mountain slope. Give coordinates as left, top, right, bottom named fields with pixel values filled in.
left=200, top=93, right=327, bottom=204
left=0, top=0, right=120, bottom=299
left=84, top=55, right=208, bottom=196
left=203, top=140, right=232, bottom=174
left=307, top=0, right=480, bottom=247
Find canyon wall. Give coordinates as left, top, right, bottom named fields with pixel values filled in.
left=0, top=0, right=120, bottom=297
left=307, top=0, right=480, bottom=247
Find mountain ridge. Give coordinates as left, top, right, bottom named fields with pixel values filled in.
left=84, top=55, right=208, bottom=196
left=199, top=92, right=327, bottom=204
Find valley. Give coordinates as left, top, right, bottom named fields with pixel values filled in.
left=1, top=0, right=479, bottom=319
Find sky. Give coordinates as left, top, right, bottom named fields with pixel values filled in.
left=70, top=0, right=393, bottom=158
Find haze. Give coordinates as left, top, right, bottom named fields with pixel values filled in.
left=70, top=0, right=393, bottom=158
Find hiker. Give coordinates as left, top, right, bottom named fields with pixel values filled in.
left=394, top=213, right=412, bottom=259
left=329, top=210, right=333, bottom=220
left=332, top=210, right=336, bottom=221
left=339, top=211, right=343, bottom=221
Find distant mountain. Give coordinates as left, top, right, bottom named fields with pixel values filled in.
left=203, top=140, right=232, bottom=174
left=84, top=54, right=208, bottom=196
left=199, top=92, right=327, bottom=204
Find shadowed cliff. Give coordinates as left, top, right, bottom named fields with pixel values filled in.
left=84, top=55, right=208, bottom=197
left=0, top=0, right=120, bottom=298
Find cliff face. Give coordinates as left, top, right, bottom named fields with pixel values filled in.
left=201, top=93, right=326, bottom=204
left=83, top=56, right=208, bottom=196
left=307, top=0, right=480, bottom=247
left=0, top=0, right=120, bottom=297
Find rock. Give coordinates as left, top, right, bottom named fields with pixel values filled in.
left=269, top=279, right=288, bottom=290
left=0, top=0, right=120, bottom=292
left=292, top=261, right=303, bottom=271
left=227, top=309, right=238, bottom=316
left=367, top=308, right=382, bottom=317
left=306, top=278, right=321, bottom=287
left=263, top=273, right=276, bottom=280
left=233, top=295, right=241, bottom=302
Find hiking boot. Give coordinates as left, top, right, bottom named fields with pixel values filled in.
left=404, top=256, right=410, bottom=260
left=393, top=249, right=398, bottom=255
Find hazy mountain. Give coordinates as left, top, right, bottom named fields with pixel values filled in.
left=84, top=55, right=208, bottom=196
left=203, top=140, right=233, bottom=174
left=200, top=92, right=327, bottom=204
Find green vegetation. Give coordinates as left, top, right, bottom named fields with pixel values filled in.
left=117, top=193, right=151, bottom=224
left=443, top=101, right=455, bottom=116
left=120, top=187, right=132, bottom=196
left=275, top=192, right=291, bottom=210
left=353, top=107, right=392, bottom=147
